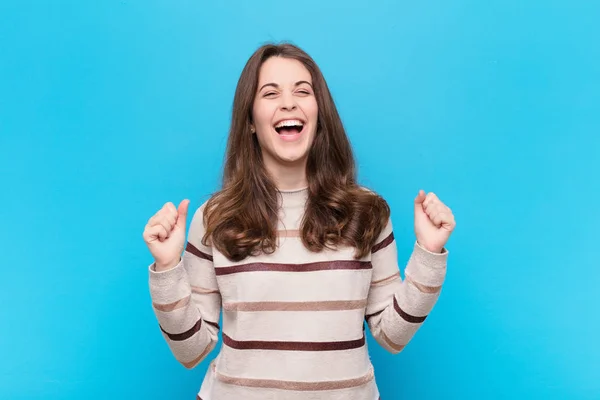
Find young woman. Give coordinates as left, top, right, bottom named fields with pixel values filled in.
left=143, top=42, right=456, bottom=400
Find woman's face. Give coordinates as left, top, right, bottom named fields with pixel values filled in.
left=251, top=56, right=319, bottom=169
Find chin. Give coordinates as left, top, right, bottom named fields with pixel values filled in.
left=276, top=152, right=308, bottom=164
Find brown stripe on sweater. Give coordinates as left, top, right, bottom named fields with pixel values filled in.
left=186, top=242, right=213, bottom=262
left=215, top=260, right=372, bottom=276
left=365, top=309, right=384, bottom=321
left=205, top=320, right=220, bottom=330
left=372, top=232, right=394, bottom=254
left=223, top=299, right=368, bottom=312
left=381, top=329, right=406, bottom=352
left=405, top=273, right=442, bottom=294
left=191, top=285, right=219, bottom=295
left=213, top=363, right=374, bottom=390
left=153, top=294, right=191, bottom=312
left=222, top=333, right=365, bottom=351
left=182, top=341, right=215, bottom=369
left=371, top=271, right=400, bottom=287
left=160, top=318, right=202, bottom=341
left=393, top=296, right=427, bottom=323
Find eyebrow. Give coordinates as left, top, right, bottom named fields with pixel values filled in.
left=258, top=80, right=313, bottom=92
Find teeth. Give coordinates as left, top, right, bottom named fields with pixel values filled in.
left=275, top=119, right=304, bottom=128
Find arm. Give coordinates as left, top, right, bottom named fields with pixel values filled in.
left=148, top=203, right=222, bottom=368
left=365, top=217, right=447, bottom=353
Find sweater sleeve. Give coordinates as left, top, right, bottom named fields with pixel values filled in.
left=365, top=217, right=447, bottom=354
left=148, top=202, right=222, bottom=369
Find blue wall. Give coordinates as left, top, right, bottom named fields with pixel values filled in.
left=1, top=1, right=598, bottom=398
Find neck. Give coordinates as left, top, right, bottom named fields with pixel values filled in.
left=264, top=158, right=308, bottom=191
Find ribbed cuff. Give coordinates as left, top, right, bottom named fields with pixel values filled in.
left=414, top=241, right=448, bottom=269
left=148, top=258, right=185, bottom=288
left=406, top=241, right=448, bottom=287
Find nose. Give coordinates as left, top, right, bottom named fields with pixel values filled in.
left=279, top=91, right=297, bottom=111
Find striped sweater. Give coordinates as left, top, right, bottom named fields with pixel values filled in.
left=148, top=187, right=448, bottom=399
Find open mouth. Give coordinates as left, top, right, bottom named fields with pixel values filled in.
left=274, top=119, right=305, bottom=135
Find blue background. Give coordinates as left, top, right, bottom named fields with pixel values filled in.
left=1, top=0, right=598, bottom=399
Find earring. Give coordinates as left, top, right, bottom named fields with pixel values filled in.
left=250, top=126, right=256, bottom=133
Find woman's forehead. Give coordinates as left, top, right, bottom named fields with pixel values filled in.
left=258, top=57, right=312, bottom=85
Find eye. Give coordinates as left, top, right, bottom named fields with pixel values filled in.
left=297, top=89, right=311, bottom=95
left=264, top=91, right=277, bottom=98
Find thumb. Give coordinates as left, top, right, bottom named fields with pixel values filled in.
left=176, top=199, right=190, bottom=230
left=414, top=189, right=426, bottom=207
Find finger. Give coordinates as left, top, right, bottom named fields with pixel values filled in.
left=435, top=212, right=456, bottom=230
left=164, top=201, right=176, bottom=212
left=423, top=192, right=439, bottom=208
left=435, top=203, right=448, bottom=215
left=431, top=211, right=444, bottom=227
left=155, top=225, right=169, bottom=241
left=160, top=215, right=175, bottom=233
left=166, top=210, right=177, bottom=227
left=443, top=213, right=456, bottom=230
left=150, top=215, right=174, bottom=235
left=144, top=224, right=169, bottom=242
left=164, top=202, right=177, bottom=220
left=163, top=203, right=178, bottom=225
left=431, top=210, right=452, bottom=226
left=176, top=199, right=190, bottom=229
left=155, top=208, right=177, bottom=229
left=148, top=208, right=175, bottom=228
left=424, top=200, right=443, bottom=217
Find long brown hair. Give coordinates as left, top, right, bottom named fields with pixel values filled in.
left=203, top=42, right=390, bottom=261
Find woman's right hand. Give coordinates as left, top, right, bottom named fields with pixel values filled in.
left=143, top=199, right=190, bottom=271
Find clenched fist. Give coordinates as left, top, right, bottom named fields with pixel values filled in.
left=143, top=199, right=190, bottom=271
left=414, top=190, right=456, bottom=253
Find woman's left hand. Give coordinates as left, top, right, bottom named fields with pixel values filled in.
left=414, top=190, right=456, bottom=253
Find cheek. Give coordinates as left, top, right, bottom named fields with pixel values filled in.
left=307, top=99, right=319, bottom=119
left=304, top=100, right=319, bottom=134
left=253, top=101, right=276, bottom=130
left=298, top=98, right=319, bottom=125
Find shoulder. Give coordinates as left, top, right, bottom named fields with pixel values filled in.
left=189, top=198, right=210, bottom=220
left=187, top=197, right=214, bottom=236
left=186, top=198, right=216, bottom=250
